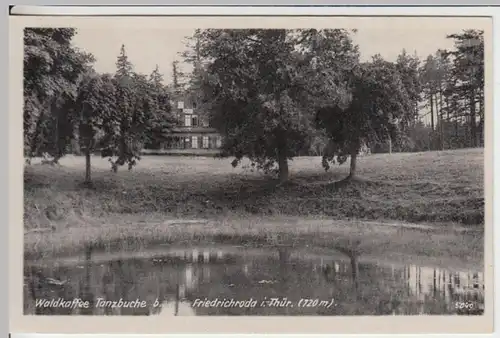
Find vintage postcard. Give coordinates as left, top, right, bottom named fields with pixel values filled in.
left=9, top=8, right=493, bottom=335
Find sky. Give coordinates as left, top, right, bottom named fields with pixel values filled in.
left=71, top=26, right=464, bottom=85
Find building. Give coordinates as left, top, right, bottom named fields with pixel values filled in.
left=144, top=92, right=223, bottom=156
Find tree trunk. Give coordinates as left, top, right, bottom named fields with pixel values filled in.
left=479, top=92, right=484, bottom=147
left=414, top=102, right=419, bottom=124
left=80, top=121, right=96, bottom=186
left=277, top=145, right=289, bottom=183
left=83, top=131, right=93, bottom=185
left=445, top=95, right=450, bottom=149
left=85, top=146, right=91, bottom=184
left=479, top=116, right=484, bottom=147
left=469, top=93, right=477, bottom=148
left=275, top=128, right=289, bottom=183
left=430, top=93, right=435, bottom=150
left=430, top=93, right=435, bottom=131
left=388, top=137, right=392, bottom=154
left=347, top=147, right=358, bottom=179
left=439, top=87, right=444, bottom=150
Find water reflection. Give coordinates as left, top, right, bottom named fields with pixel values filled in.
left=24, top=247, right=484, bottom=316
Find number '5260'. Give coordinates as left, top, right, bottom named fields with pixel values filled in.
left=455, top=302, right=475, bottom=310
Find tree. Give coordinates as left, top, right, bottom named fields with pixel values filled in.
left=421, top=55, right=438, bottom=133
left=395, top=49, right=422, bottom=124
left=72, top=47, right=176, bottom=184
left=186, top=29, right=358, bottom=182
left=97, top=46, right=176, bottom=172
left=23, top=28, right=94, bottom=160
left=99, top=45, right=148, bottom=172
left=317, top=55, right=413, bottom=180
left=434, top=50, right=453, bottom=150
left=417, top=30, right=485, bottom=150
left=172, top=61, right=180, bottom=90
left=115, top=44, right=133, bottom=78
left=144, top=65, right=176, bottom=149
left=443, top=30, right=484, bottom=148
left=420, top=50, right=454, bottom=151
left=75, top=73, right=117, bottom=184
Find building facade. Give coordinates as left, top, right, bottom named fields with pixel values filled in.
left=145, top=93, right=223, bottom=156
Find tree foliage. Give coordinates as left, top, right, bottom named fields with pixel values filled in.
left=317, top=55, right=414, bottom=178
left=97, top=45, right=175, bottom=173
left=417, top=30, right=484, bottom=150
left=23, top=28, right=94, bottom=159
left=186, top=29, right=359, bottom=182
left=24, top=26, right=485, bottom=187
left=395, top=50, right=422, bottom=121
left=24, top=34, right=175, bottom=184
left=144, top=65, right=177, bottom=149
left=443, top=30, right=484, bottom=148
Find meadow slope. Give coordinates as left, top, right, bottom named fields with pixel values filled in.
left=25, top=148, right=484, bottom=227
left=23, top=148, right=485, bottom=266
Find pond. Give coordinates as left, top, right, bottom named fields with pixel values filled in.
left=24, top=246, right=484, bottom=316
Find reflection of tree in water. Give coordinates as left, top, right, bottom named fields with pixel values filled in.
left=25, top=247, right=187, bottom=315
left=79, top=245, right=94, bottom=315
left=278, top=247, right=292, bottom=315
left=24, top=246, right=484, bottom=316
left=25, top=265, right=74, bottom=315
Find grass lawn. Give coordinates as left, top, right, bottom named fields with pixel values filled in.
left=23, top=148, right=485, bottom=269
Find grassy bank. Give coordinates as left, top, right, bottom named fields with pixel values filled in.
left=23, top=148, right=484, bottom=266
left=24, top=216, right=483, bottom=271
left=24, top=148, right=484, bottom=227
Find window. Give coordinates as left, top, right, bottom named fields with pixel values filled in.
left=177, top=101, right=184, bottom=109
left=202, top=136, right=209, bottom=149
left=192, top=115, right=199, bottom=127
left=215, top=136, right=222, bottom=148
left=201, top=117, right=209, bottom=127
left=184, top=137, right=190, bottom=149
left=174, top=139, right=179, bottom=149
left=192, top=136, right=199, bottom=149
left=184, top=115, right=192, bottom=127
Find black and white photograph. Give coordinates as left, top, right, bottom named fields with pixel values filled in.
left=18, top=15, right=490, bottom=323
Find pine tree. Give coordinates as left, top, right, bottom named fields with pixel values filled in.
left=115, top=44, right=133, bottom=80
